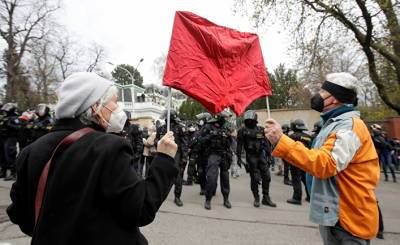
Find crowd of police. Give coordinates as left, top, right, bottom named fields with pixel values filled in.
left=145, top=109, right=312, bottom=209
left=1, top=102, right=398, bottom=210
left=0, top=103, right=54, bottom=181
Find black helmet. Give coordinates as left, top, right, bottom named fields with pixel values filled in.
left=161, top=109, right=178, bottom=121
left=208, top=110, right=231, bottom=123
left=312, top=121, right=323, bottom=133
left=290, top=119, right=307, bottom=131
left=196, top=112, right=212, bottom=121
left=196, top=112, right=212, bottom=125
left=243, top=110, right=257, bottom=122
left=282, top=124, right=290, bottom=133
left=1, top=103, right=17, bottom=113
left=219, top=109, right=233, bottom=119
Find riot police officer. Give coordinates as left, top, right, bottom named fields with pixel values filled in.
left=32, top=104, right=54, bottom=141
left=183, top=123, right=199, bottom=186
left=281, top=124, right=292, bottom=186
left=155, top=109, right=187, bottom=207
left=191, top=112, right=213, bottom=195
left=199, top=111, right=232, bottom=210
left=127, top=123, right=144, bottom=175
left=1, top=103, right=20, bottom=181
left=287, top=119, right=312, bottom=205
left=311, top=121, right=322, bottom=140
left=17, top=110, right=36, bottom=150
left=237, top=110, right=276, bottom=208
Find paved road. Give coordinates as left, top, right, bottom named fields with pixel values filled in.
left=0, top=170, right=399, bottom=245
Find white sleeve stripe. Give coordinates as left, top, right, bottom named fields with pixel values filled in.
left=331, top=129, right=361, bottom=172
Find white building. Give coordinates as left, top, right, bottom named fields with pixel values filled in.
left=116, top=83, right=186, bottom=127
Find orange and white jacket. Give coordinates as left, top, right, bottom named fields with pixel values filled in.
left=273, top=111, right=379, bottom=240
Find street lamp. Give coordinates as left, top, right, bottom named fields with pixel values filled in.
left=107, top=59, right=144, bottom=105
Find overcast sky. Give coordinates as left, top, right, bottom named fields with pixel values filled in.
left=59, top=0, right=292, bottom=84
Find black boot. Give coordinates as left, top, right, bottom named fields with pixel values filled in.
left=262, top=196, right=276, bottom=207
left=287, top=198, right=302, bottom=205
left=199, top=189, right=205, bottom=195
left=204, top=199, right=211, bottom=210
left=182, top=180, right=193, bottom=186
left=223, top=199, right=232, bottom=209
left=4, top=171, right=16, bottom=181
left=284, top=179, right=292, bottom=186
left=174, top=197, right=183, bottom=207
left=253, top=196, right=260, bottom=208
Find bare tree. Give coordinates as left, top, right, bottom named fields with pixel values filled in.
left=236, top=0, right=400, bottom=114
left=86, top=42, right=106, bottom=73
left=0, top=0, right=59, bottom=106
left=55, top=36, right=75, bottom=80
left=28, top=36, right=58, bottom=104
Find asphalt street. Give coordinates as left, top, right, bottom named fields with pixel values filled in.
left=0, top=169, right=399, bottom=245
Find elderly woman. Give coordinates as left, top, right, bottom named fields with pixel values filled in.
left=7, top=72, right=178, bottom=245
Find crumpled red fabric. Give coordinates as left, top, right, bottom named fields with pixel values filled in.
left=163, top=11, right=272, bottom=116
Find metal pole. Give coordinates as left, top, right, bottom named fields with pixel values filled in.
left=121, top=86, right=125, bottom=107
left=167, top=87, right=172, bottom=132
left=266, top=96, right=271, bottom=119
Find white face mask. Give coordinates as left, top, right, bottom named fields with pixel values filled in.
left=101, top=105, right=127, bottom=133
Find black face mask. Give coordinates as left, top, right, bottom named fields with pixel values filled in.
left=244, top=119, right=257, bottom=128
left=310, top=94, right=325, bottom=112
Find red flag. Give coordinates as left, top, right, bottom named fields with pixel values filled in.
left=163, top=11, right=272, bottom=115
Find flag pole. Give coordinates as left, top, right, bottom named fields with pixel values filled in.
left=167, top=87, right=172, bottom=132
left=266, top=96, right=271, bottom=119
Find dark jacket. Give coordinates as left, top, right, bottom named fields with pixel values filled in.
left=7, top=118, right=178, bottom=245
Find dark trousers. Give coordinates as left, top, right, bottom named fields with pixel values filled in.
left=198, top=157, right=207, bottom=191
left=247, top=155, right=271, bottom=198
left=205, top=154, right=230, bottom=201
left=4, top=137, right=17, bottom=173
left=174, top=151, right=184, bottom=198
left=378, top=202, right=384, bottom=234
left=319, top=224, right=370, bottom=245
left=283, top=160, right=290, bottom=181
left=379, top=150, right=396, bottom=181
left=290, top=164, right=309, bottom=201
left=186, top=156, right=198, bottom=182
left=0, top=137, right=6, bottom=173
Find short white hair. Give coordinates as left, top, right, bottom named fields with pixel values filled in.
left=79, top=85, right=119, bottom=125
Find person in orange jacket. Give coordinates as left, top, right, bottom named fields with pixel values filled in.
left=265, top=72, right=379, bottom=245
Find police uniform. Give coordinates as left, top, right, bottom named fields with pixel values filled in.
left=199, top=115, right=232, bottom=210
left=287, top=119, right=312, bottom=205
left=32, top=115, right=54, bottom=141
left=1, top=104, right=20, bottom=181
left=127, top=124, right=144, bottom=175
left=155, top=110, right=187, bottom=207
left=237, top=110, right=276, bottom=208
left=184, top=126, right=200, bottom=185
left=0, top=110, right=7, bottom=178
